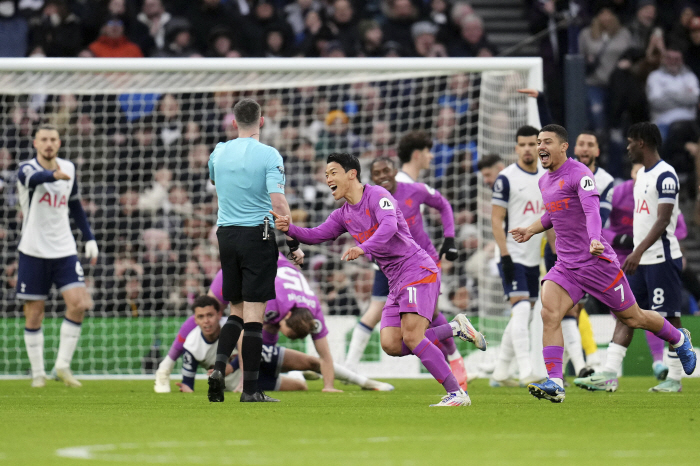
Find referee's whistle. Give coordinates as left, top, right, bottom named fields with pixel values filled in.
left=263, top=217, right=270, bottom=241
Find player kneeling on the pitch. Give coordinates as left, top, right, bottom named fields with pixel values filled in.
left=509, top=124, right=696, bottom=403
left=156, top=263, right=392, bottom=393
left=17, top=124, right=99, bottom=389
left=574, top=123, right=696, bottom=393
left=271, top=152, right=486, bottom=407
left=176, top=295, right=389, bottom=393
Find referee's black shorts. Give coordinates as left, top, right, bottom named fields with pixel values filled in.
left=216, top=225, right=279, bottom=304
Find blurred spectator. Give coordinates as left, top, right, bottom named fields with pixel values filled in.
left=0, top=1, right=28, bottom=57
left=187, top=0, right=241, bottom=55
left=244, top=0, right=292, bottom=57
left=439, top=0, right=474, bottom=46
left=155, top=93, right=182, bottom=147
left=686, top=16, right=700, bottom=79
left=29, top=0, right=83, bottom=58
left=382, top=0, right=420, bottom=46
left=320, top=259, right=360, bottom=316
left=666, top=3, right=698, bottom=50
left=299, top=17, right=334, bottom=57
left=265, top=25, right=295, bottom=57
left=627, top=0, right=659, bottom=52
left=358, top=19, right=384, bottom=57
left=448, top=14, right=497, bottom=57
left=154, top=17, right=198, bottom=57
left=578, top=5, right=632, bottom=133
left=411, top=20, right=447, bottom=57
left=646, top=44, right=699, bottom=140
left=330, top=0, right=358, bottom=56
left=285, top=0, right=323, bottom=44
left=206, top=26, right=242, bottom=58
left=137, top=0, right=172, bottom=51
left=89, top=17, right=144, bottom=57
left=315, top=110, right=366, bottom=159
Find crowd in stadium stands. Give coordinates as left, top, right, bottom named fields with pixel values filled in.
left=0, top=0, right=699, bottom=318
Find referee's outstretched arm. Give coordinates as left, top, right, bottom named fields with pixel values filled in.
left=271, top=192, right=304, bottom=265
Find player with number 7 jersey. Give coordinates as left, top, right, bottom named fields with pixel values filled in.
left=510, top=124, right=695, bottom=403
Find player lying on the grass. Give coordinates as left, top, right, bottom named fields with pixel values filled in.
left=271, top=152, right=486, bottom=407
left=156, top=262, right=393, bottom=392
left=175, top=295, right=390, bottom=393
left=509, top=124, right=696, bottom=403
left=345, top=151, right=468, bottom=390
left=575, top=123, right=695, bottom=393
left=17, top=124, right=99, bottom=388
left=598, top=162, right=688, bottom=381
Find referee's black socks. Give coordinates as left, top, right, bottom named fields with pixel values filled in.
left=242, top=322, right=264, bottom=394
left=214, top=315, right=244, bottom=374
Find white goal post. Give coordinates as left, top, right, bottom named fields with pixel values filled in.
left=0, top=57, right=542, bottom=378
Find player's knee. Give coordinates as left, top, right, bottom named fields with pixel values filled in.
left=400, top=329, right=423, bottom=350
left=540, top=306, right=558, bottom=325
left=381, top=339, right=402, bottom=356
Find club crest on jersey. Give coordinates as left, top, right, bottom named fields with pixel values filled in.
left=379, top=197, right=394, bottom=210
left=494, top=179, right=503, bottom=192
left=312, top=319, right=323, bottom=334
left=264, top=310, right=280, bottom=322
left=580, top=176, right=595, bottom=191
left=38, top=192, right=67, bottom=208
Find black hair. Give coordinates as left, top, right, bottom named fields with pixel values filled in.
left=515, top=125, right=539, bottom=141
left=327, top=152, right=361, bottom=179
left=192, top=295, right=221, bottom=313
left=370, top=157, right=396, bottom=171
left=397, top=130, right=433, bottom=164
left=476, top=153, right=502, bottom=170
left=628, top=122, right=662, bottom=150
left=577, top=130, right=599, bottom=143
left=540, top=124, right=568, bottom=143
left=233, top=98, right=261, bottom=127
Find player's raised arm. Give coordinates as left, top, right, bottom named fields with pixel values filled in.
left=419, top=184, right=458, bottom=261
left=272, top=209, right=347, bottom=245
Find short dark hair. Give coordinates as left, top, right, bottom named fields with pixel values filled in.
left=477, top=153, right=502, bottom=171
left=286, top=307, right=315, bottom=339
left=192, top=295, right=221, bottom=313
left=628, top=122, right=662, bottom=150
left=233, top=98, right=261, bottom=127
left=34, top=123, right=59, bottom=137
left=540, top=124, right=568, bottom=143
left=577, top=130, right=599, bottom=144
left=370, top=157, right=396, bottom=171
left=397, top=130, right=432, bottom=164
left=327, top=152, right=361, bottom=179
left=515, top=125, right=539, bottom=141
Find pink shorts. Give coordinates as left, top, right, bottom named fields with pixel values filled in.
left=380, top=271, right=440, bottom=329
left=542, top=257, right=635, bottom=312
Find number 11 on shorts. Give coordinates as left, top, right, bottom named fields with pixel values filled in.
left=614, top=284, right=624, bottom=302
left=407, top=286, right=417, bottom=304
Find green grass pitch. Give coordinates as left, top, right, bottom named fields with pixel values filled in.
left=1, top=377, right=699, bottom=466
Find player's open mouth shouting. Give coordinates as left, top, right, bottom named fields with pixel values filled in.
left=539, top=149, right=550, bottom=166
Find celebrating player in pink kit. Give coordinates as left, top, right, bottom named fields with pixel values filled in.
left=272, top=152, right=486, bottom=407
left=509, top=124, right=696, bottom=403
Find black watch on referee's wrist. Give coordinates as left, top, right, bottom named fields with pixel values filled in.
left=286, top=238, right=300, bottom=252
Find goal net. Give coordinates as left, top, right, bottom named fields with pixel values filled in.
left=0, top=58, right=541, bottom=378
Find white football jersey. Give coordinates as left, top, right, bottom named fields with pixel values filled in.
left=633, top=160, right=682, bottom=265
left=593, top=166, right=615, bottom=214
left=395, top=170, right=415, bottom=183
left=491, top=163, right=546, bottom=267
left=182, top=316, right=232, bottom=373
left=16, top=157, right=78, bottom=258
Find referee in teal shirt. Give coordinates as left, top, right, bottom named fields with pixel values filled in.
left=207, top=99, right=303, bottom=403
